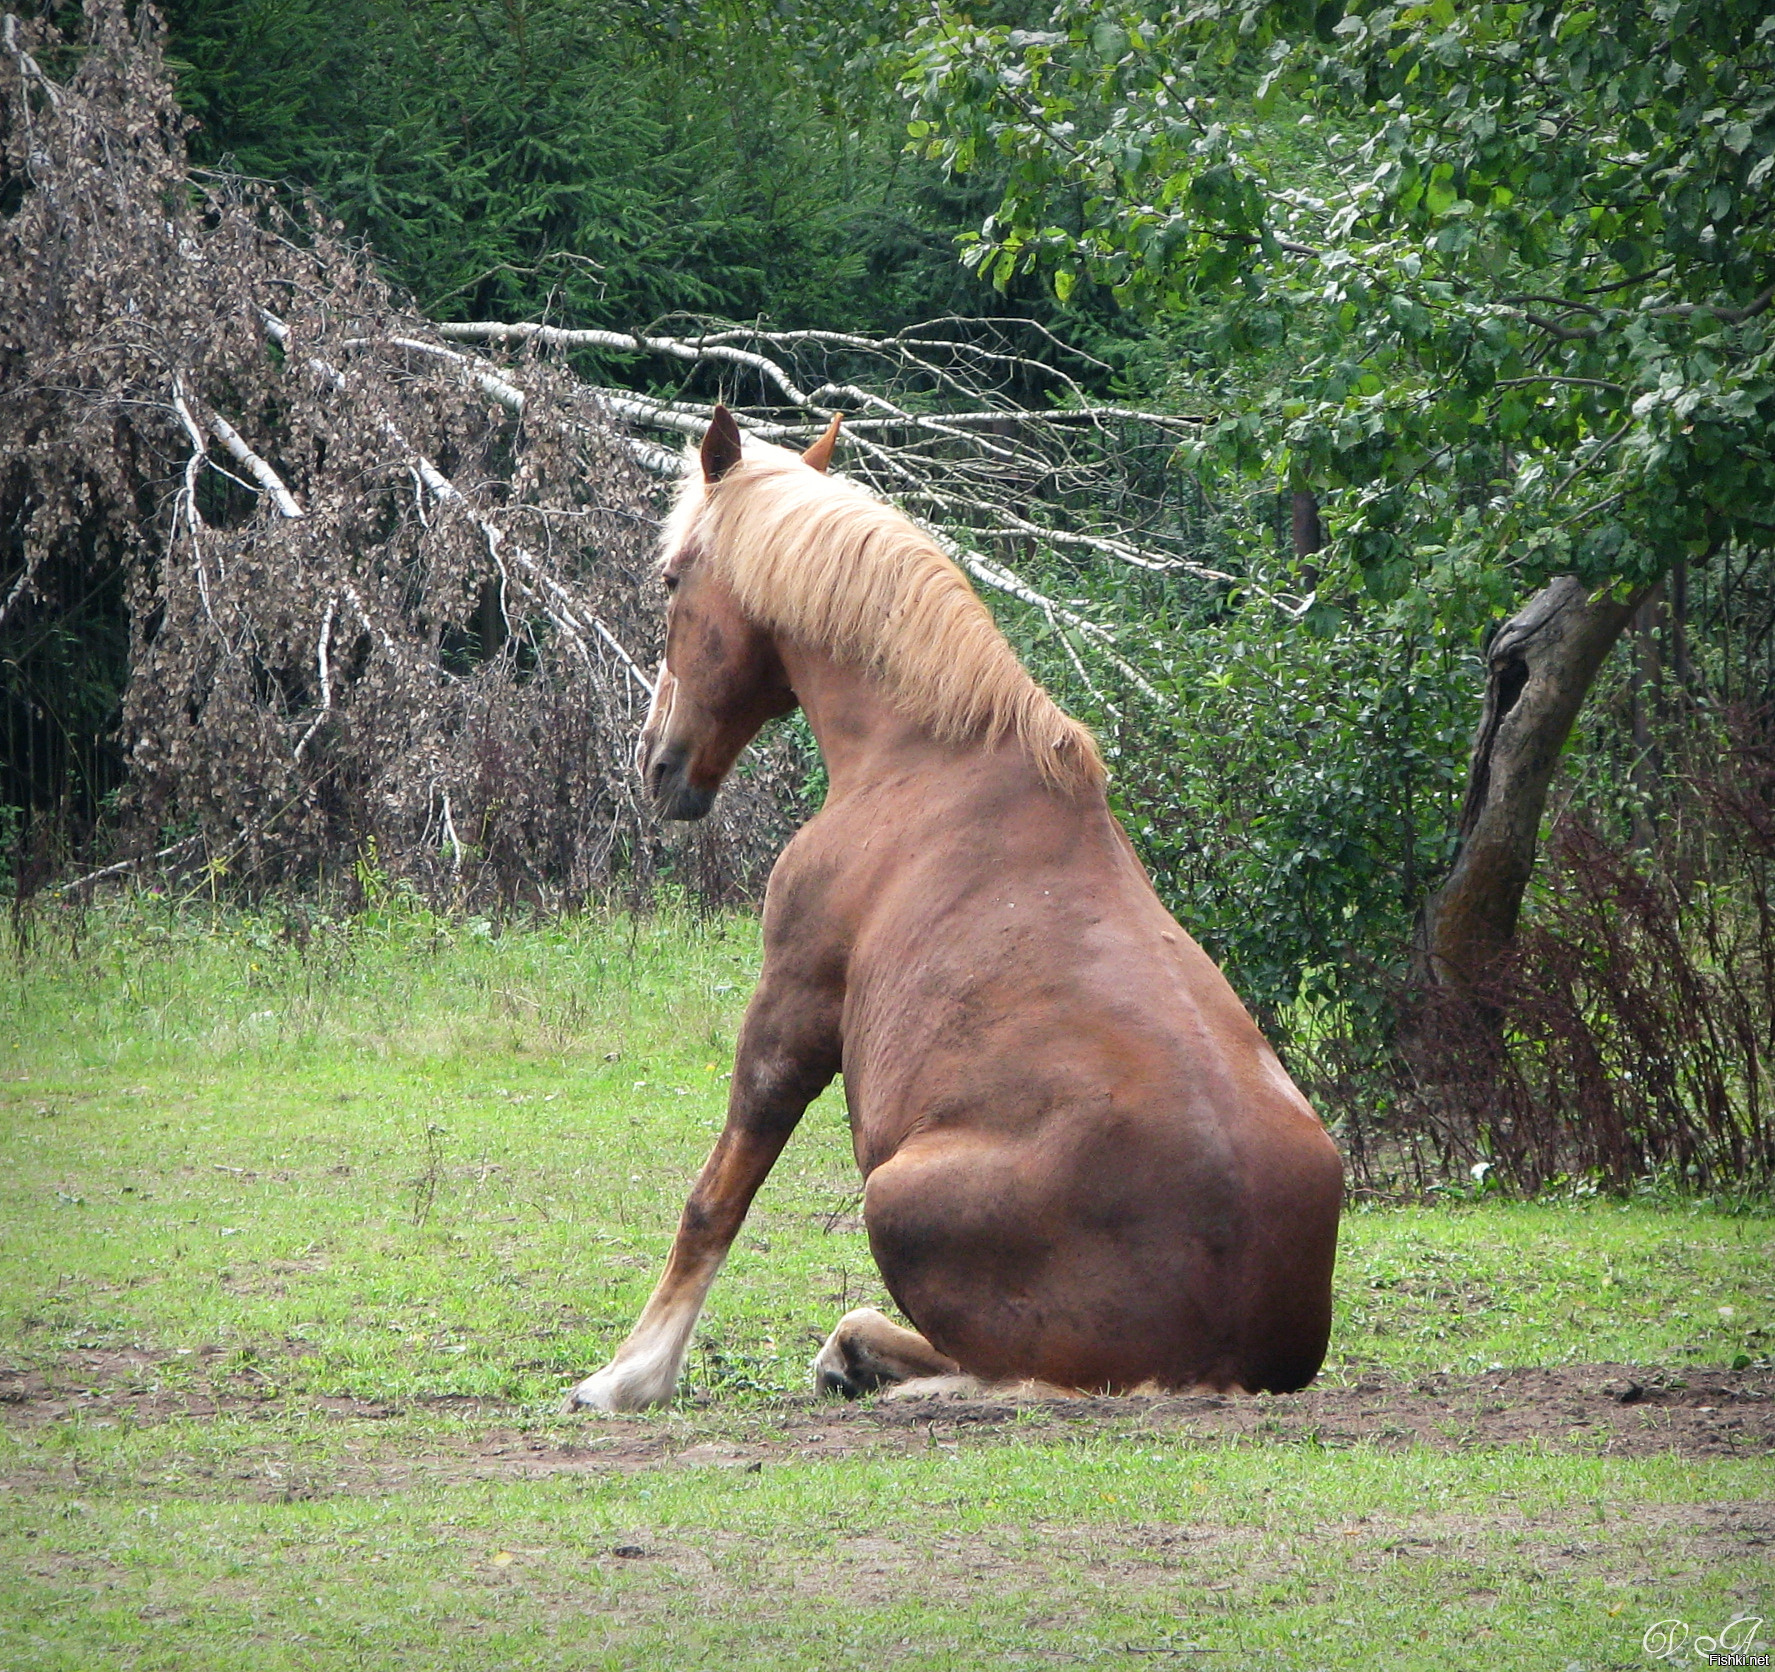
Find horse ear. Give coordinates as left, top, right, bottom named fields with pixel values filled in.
left=802, top=411, right=843, bottom=473
left=701, top=405, right=743, bottom=482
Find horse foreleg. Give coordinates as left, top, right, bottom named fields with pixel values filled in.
left=564, top=988, right=836, bottom=1414
left=812, top=1307, right=960, bottom=1398
left=562, top=1125, right=791, bottom=1412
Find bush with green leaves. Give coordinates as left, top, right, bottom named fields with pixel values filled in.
left=987, top=528, right=1472, bottom=1046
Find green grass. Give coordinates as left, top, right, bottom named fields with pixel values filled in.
left=2, top=898, right=1771, bottom=1669
left=5, top=1425, right=1764, bottom=1670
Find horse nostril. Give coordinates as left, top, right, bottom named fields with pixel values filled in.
left=642, top=740, right=679, bottom=797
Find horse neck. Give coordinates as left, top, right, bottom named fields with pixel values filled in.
left=776, top=637, right=980, bottom=800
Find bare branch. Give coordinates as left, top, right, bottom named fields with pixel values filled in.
left=1549, top=421, right=1633, bottom=502
left=376, top=335, right=527, bottom=414
left=1649, top=283, right=1775, bottom=325
left=46, top=833, right=203, bottom=897
left=1494, top=376, right=1626, bottom=393
left=293, top=595, right=335, bottom=759
left=435, top=319, right=821, bottom=409
left=168, top=380, right=222, bottom=631
left=1501, top=292, right=1609, bottom=318
left=441, top=793, right=465, bottom=874
left=455, top=320, right=1216, bottom=587
left=385, top=420, right=657, bottom=700
left=0, top=548, right=47, bottom=633
left=943, top=538, right=1163, bottom=705
left=204, top=408, right=306, bottom=517
left=1518, top=310, right=1602, bottom=343
left=2, top=12, right=61, bottom=109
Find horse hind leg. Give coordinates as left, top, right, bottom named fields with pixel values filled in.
left=812, top=1308, right=963, bottom=1399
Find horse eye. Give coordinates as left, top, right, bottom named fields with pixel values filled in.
left=663, top=572, right=679, bottom=593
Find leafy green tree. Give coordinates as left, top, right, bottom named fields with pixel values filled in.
left=905, top=0, right=1775, bottom=988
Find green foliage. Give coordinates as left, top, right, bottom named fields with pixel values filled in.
left=1117, top=605, right=1472, bottom=1031
left=905, top=0, right=1775, bottom=597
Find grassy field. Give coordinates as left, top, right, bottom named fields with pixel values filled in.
left=2, top=898, right=1770, bottom=1670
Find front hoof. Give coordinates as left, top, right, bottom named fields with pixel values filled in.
left=561, top=1362, right=671, bottom=1414
left=562, top=1371, right=630, bottom=1413
left=561, top=1378, right=605, bottom=1415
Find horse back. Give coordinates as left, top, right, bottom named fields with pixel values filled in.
left=772, top=759, right=1338, bottom=1201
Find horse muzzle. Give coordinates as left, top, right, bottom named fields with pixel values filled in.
left=643, top=741, right=717, bottom=822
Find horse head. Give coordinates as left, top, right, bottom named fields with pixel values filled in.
left=636, top=406, right=840, bottom=819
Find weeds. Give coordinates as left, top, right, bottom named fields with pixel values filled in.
left=1303, top=705, right=1775, bottom=1198
left=412, top=1123, right=449, bottom=1227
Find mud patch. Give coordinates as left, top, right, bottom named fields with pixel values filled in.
left=415, top=1363, right=1775, bottom=1480
left=2, top=1357, right=1770, bottom=1469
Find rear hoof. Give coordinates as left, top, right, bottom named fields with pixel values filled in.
left=813, top=1306, right=944, bottom=1399
left=812, top=1339, right=867, bottom=1400
left=815, top=1362, right=862, bottom=1400
left=812, top=1311, right=886, bottom=1399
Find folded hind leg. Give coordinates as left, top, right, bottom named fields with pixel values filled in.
left=812, top=1307, right=960, bottom=1398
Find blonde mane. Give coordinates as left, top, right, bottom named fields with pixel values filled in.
left=663, top=440, right=1104, bottom=797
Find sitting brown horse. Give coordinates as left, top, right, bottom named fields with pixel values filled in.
left=563, top=407, right=1342, bottom=1412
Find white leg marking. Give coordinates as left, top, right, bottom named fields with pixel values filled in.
left=563, top=1256, right=724, bottom=1413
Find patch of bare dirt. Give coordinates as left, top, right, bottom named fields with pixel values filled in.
left=414, top=1364, right=1774, bottom=1482
left=5, top=1355, right=1767, bottom=1471
left=0, top=1344, right=295, bottom=1423
left=586, top=1499, right=1773, bottom=1612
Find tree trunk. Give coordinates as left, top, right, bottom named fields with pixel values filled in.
left=1418, top=574, right=1648, bottom=997
left=1629, top=581, right=1665, bottom=852
left=1291, top=488, right=1323, bottom=592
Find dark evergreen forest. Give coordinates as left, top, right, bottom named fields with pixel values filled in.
left=163, top=0, right=1033, bottom=332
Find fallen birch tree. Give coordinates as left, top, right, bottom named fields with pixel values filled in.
left=1, top=0, right=1205, bottom=903
left=2, top=2, right=737, bottom=904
